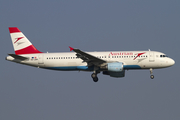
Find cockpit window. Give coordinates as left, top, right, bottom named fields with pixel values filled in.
left=160, top=55, right=168, bottom=57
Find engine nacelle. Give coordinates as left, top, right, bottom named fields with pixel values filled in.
left=101, top=62, right=124, bottom=77
left=107, top=62, right=123, bottom=72
left=103, top=71, right=125, bottom=78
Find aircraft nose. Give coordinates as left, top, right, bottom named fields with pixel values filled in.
left=170, top=58, right=175, bottom=66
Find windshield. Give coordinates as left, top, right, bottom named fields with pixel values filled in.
left=160, top=55, right=168, bottom=57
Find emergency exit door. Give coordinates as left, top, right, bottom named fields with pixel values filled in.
left=149, top=52, right=154, bottom=62
left=38, top=54, right=44, bottom=64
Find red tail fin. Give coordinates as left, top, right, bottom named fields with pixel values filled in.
left=9, top=27, right=42, bottom=55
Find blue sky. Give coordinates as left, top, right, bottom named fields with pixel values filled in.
left=0, top=0, right=180, bottom=120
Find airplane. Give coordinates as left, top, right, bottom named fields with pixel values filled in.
left=6, top=27, right=175, bottom=82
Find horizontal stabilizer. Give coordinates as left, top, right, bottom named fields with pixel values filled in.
left=8, top=54, right=29, bottom=60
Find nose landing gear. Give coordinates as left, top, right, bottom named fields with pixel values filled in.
left=150, top=68, right=154, bottom=79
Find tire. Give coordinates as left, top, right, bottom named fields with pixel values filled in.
left=93, top=77, right=98, bottom=82
left=150, top=75, right=154, bottom=79
left=91, top=73, right=97, bottom=78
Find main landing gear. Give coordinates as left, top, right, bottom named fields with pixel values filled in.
left=150, top=68, right=154, bottom=79
left=91, top=66, right=100, bottom=82
left=91, top=73, right=98, bottom=82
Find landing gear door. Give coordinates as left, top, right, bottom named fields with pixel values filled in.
left=149, top=52, right=155, bottom=62
left=38, top=54, right=44, bottom=64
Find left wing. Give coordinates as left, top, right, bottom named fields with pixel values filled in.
left=69, top=47, right=106, bottom=66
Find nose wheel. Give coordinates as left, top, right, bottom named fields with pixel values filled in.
left=150, top=75, right=154, bottom=79
left=150, top=68, right=154, bottom=79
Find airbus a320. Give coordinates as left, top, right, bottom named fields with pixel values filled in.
left=6, top=27, right=175, bottom=82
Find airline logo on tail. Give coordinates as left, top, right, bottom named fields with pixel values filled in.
left=14, top=37, right=24, bottom=44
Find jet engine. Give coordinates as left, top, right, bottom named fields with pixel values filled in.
left=101, top=62, right=125, bottom=77
left=101, top=62, right=124, bottom=72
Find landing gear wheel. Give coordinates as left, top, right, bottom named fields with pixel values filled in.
left=91, top=73, right=97, bottom=78
left=91, top=73, right=98, bottom=82
left=93, top=77, right=98, bottom=82
left=150, top=75, right=154, bottom=79
left=149, top=68, right=154, bottom=79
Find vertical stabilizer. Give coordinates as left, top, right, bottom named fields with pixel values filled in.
left=9, top=27, right=42, bottom=55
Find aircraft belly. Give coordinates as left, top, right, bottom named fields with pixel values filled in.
left=43, top=59, right=91, bottom=71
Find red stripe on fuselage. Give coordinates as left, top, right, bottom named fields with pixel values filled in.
left=9, top=27, right=21, bottom=33
left=15, top=45, right=42, bottom=55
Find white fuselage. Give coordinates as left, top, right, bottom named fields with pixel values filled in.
left=7, top=27, right=175, bottom=81
left=6, top=51, right=175, bottom=71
